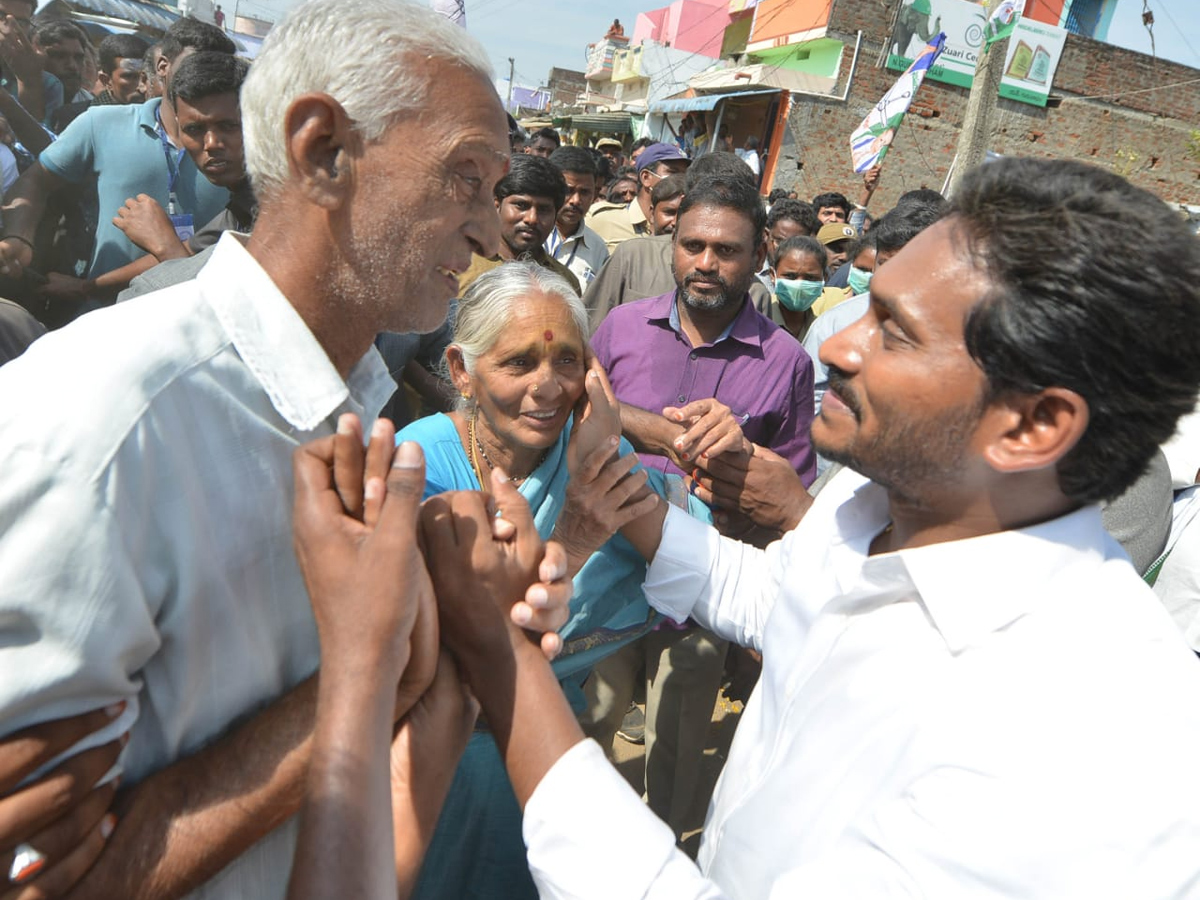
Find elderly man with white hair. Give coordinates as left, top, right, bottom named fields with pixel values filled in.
left=0, top=1, right=570, bottom=898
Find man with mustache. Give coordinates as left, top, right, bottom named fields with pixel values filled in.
left=96, top=51, right=255, bottom=299
left=584, top=173, right=815, bottom=841
left=545, top=146, right=608, bottom=289
left=587, top=141, right=689, bottom=252
left=458, top=153, right=580, bottom=295
left=422, top=156, right=1200, bottom=900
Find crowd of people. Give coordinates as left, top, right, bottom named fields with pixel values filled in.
left=1, top=0, right=1199, bottom=898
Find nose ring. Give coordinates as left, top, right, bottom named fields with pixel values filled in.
left=532, top=384, right=540, bottom=394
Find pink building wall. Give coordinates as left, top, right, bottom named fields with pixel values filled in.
left=632, top=0, right=730, bottom=59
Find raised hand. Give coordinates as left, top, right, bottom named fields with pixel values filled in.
left=688, top=441, right=812, bottom=533
left=0, top=16, right=42, bottom=88
left=552, top=436, right=658, bottom=577
left=292, top=432, right=433, bottom=697
left=661, top=397, right=750, bottom=466
left=421, top=470, right=549, bottom=675
left=566, top=358, right=622, bottom=477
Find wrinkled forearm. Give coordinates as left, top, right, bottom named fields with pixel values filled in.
left=69, top=678, right=318, bottom=900
left=618, top=405, right=679, bottom=459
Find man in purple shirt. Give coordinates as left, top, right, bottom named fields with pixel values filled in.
left=584, top=174, right=815, bottom=841
left=592, top=178, right=816, bottom=484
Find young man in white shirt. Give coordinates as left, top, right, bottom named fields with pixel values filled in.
left=369, top=156, right=1200, bottom=899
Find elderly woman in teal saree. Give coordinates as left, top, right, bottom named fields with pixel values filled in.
left=396, top=262, right=711, bottom=899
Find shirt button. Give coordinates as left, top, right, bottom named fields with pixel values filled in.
left=677, top=394, right=686, bottom=404
left=689, top=352, right=697, bottom=360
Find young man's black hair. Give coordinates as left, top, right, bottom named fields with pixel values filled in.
left=767, top=188, right=789, bottom=204
left=895, top=187, right=947, bottom=212
left=528, top=126, right=561, bottom=150
left=677, top=175, right=766, bottom=240
left=98, top=34, right=149, bottom=76
left=494, top=154, right=566, bottom=210
left=812, top=191, right=851, bottom=219
left=586, top=146, right=612, bottom=183
left=630, top=136, right=654, bottom=154
left=871, top=201, right=944, bottom=256
left=168, top=51, right=249, bottom=108
left=548, top=146, right=596, bottom=179
left=684, top=151, right=755, bottom=189
left=649, top=172, right=685, bottom=208
left=772, top=234, right=827, bottom=271
left=953, top=157, right=1200, bottom=503
left=159, top=17, right=236, bottom=64
left=767, top=199, right=819, bottom=237
left=32, top=20, right=88, bottom=50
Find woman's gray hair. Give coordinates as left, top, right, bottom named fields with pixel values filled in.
left=241, top=0, right=493, bottom=201
left=451, top=262, right=588, bottom=411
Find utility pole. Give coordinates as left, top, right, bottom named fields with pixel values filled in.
left=506, top=57, right=515, bottom=113
left=946, top=35, right=1009, bottom=198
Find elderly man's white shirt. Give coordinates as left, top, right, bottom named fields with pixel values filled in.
left=0, top=234, right=395, bottom=899
left=524, top=469, right=1200, bottom=899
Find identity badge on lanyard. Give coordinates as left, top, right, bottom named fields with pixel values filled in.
left=156, top=113, right=194, bottom=242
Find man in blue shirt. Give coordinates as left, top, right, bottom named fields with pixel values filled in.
left=0, top=18, right=234, bottom=317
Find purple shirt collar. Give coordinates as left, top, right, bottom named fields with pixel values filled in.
left=643, top=290, right=765, bottom=350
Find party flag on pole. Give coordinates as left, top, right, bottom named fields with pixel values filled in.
left=983, top=0, right=1026, bottom=44
left=850, top=33, right=946, bottom=174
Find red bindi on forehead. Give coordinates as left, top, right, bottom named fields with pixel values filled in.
left=543, top=330, right=554, bottom=342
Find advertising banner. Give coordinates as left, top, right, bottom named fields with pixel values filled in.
left=887, top=0, right=1066, bottom=107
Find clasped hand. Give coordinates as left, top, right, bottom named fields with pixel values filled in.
left=293, top=414, right=571, bottom=703
left=661, top=397, right=749, bottom=468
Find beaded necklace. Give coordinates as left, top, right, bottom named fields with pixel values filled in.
left=466, top=409, right=548, bottom=490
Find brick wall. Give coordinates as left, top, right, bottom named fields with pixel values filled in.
left=770, top=0, right=1200, bottom=209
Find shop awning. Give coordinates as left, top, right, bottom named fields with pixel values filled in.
left=688, top=63, right=836, bottom=95
left=66, top=0, right=180, bottom=32
left=559, top=112, right=633, bottom=134
left=648, top=88, right=779, bottom=114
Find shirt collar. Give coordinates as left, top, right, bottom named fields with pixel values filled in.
left=899, top=502, right=1109, bottom=653
left=137, top=97, right=163, bottom=135
left=490, top=245, right=553, bottom=265
left=830, top=471, right=1112, bottom=654
left=547, top=224, right=587, bottom=255
left=628, top=198, right=648, bottom=228
left=645, top=290, right=765, bottom=349
left=198, top=233, right=395, bottom=432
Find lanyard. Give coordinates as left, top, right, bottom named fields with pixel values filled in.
left=155, top=109, right=187, bottom=215
left=548, top=229, right=581, bottom=269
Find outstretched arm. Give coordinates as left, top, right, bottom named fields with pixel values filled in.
left=287, top=432, right=429, bottom=900
left=421, top=474, right=726, bottom=900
